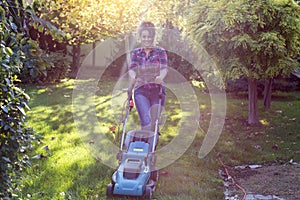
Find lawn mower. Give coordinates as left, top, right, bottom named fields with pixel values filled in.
left=106, top=87, right=162, bottom=199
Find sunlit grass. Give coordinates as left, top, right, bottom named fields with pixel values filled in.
left=20, top=80, right=112, bottom=199
left=19, top=79, right=300, bottom=199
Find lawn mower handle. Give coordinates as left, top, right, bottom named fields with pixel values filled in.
left=152, top=84, right=163, bottom=152
left=119, top=93, right=132, bottom=151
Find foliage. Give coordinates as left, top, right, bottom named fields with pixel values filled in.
left=20, top=40, right=70, bottom=83
left=189, top=0, right=300, bottom=123
left=226, top=78, right=264, bottom=95
left=143, top=0, right=195, bottom=32
left=33, top=0, right=195, bottom=44
left=25, top=18, right=70, bottom=83
left=226, top=76, right=299, bottom=95
left=31, top=0, right=196, bottom=73
left=0, top=0, right=69, bottom=84
left=34, top=0, right=143, bottom=43
left=0, top=1, right=33, bottom=198
left=165, top=51, right=202, bottom=82
left=22, top=7, right=69, bottom=83
left=189, top=0, right=300, bottom=80
left=31, top=0, right=144, bottom=72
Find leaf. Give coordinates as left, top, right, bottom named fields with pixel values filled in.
left=1, top=63, right=11, bottom=69
left=2, top=157, right=11, bottom=163
left=17, top=106, right=26, bottom=116
left=1, top=105, right=9, bottom=113
left=23, top=92, right=31, bottom=100
left=22, top=102, right=30, bottom=110
left=3, top=47, right=13, bottom=56
left=4, top=125, right=10, bottom=131
left=38, top=24, right=44, bottom=32
left=4, top=78, right=11, bottom=86
left=9, top=21, right=18, bottom=31
left=32, top=154, right=42, bottom=159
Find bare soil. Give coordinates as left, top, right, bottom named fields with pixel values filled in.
left=223, top=163, right=300, bottom=200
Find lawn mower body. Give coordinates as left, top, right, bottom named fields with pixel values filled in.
left=107, top=130, right=158, bottom=199
left=107, top=86, right=162, bottom=199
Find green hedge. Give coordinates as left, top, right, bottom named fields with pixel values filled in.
left=0, top=2, right=33, bottom=198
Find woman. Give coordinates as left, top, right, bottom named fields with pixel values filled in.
left=128, top=21, right=168, bottom=132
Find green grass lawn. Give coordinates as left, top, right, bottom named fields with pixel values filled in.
left=18, top=79, right=300, bottom=199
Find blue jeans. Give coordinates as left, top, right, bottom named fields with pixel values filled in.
left=134, top=84, right=165, bottom=130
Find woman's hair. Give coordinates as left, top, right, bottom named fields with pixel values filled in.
left=137, top=21, right=156, bottom=38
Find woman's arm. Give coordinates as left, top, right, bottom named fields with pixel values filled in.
left=128, top=49, right=138, bottom=90
left=155, top=48, right=168, bottom=84
left=128, top=70, right=136, bottom=89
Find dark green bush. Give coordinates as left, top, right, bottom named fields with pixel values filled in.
left=19, top=20, right=70, bottom=83
left=226, top=75, right=299, bottom=96
left=0, top=2, right=33, bottom=198
left=20, top=22, right=70, bottom=83
left=20, top=44, right=71, bottom=84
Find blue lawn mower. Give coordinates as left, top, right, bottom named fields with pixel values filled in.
left=106, top=89, right=162, bottom=199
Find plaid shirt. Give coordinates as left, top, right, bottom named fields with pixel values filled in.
left=129, top=46, right=168, bottom=89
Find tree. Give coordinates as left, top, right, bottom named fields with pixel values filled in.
left=32, top=0, right=196, bottom=74
left=32, top=0, right=146, bottom=74
left=0, top=0, right=69, bottom=84
left=141, top=0, right=195, bottom=30
left=189, top=0, right=300, bottom=124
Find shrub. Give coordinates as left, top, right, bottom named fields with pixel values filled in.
left=226, top=76, right=299, bottom=96
left=20, top=44, right=71, bottom=84
left=0, top=2, right=33, bottom=198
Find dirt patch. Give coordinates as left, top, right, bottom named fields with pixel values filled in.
left=221, top=163, right=300, bottom=200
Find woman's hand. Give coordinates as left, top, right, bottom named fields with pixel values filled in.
left=155, top=68, right=167, bottom=84
left=155, top=76, right=163, bottom=84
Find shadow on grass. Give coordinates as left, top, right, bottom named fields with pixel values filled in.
left=21, top=157, right=114, bottom=199
left=23, top=79, right=300, bottom=199
left=65, top=161, right=113, bottom=199
left=23, top=79, right=217, bottom=199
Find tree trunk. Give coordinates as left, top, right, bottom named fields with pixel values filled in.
left=248, top=78, right=259, bottom=124
left=263, top=78, right=273, bottom=109
left=92, top=42, right=96, bottom=68
left=71, top=44, right=81, bottom=75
